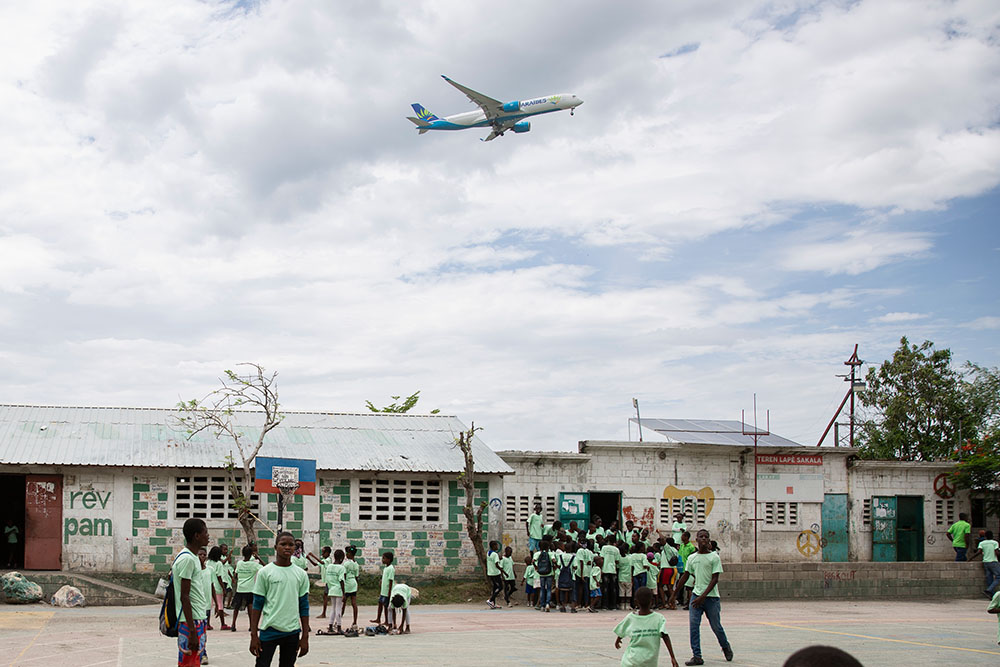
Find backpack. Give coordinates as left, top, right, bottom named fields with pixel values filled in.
left=557, top=554, right=574, bottom=589
left=536, top=550, right=552, bottom=576
left=158, top=552, right=188, bottom=637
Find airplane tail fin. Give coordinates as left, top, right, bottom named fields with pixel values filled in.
left=410, top=103, right=440, bottom=123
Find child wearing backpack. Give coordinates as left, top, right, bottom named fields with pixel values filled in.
left=557, top=541, right=576, bottom=613
left=167, top=518, right=210, bottom=667
left=533, top=540, right=555, bottom=611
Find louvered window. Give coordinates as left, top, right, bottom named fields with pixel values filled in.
left=175, top=475, right=258, bottom=520
left=357, top=478, right=442, bottom=522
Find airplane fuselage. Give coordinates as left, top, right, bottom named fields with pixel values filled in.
left=426, top=93, right=582, bottom=130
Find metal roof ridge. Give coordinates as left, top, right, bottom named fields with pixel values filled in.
left=0, top=403, right=458, bottom=418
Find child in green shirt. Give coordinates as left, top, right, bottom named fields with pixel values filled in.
left=320, top=549, right=347, bottom=635
left=500, top=546, right=516, bottom=607
left=250, top=532, right=310, bottom=665
left=232, top=544, right=262, bottom=632
left=589, top=558, right=604, bottom=612
left=307, top=546, right=332, bottom=619
left=522, top=555, right=539, bottom=607
left=341, top=545, right=360, bottom=630
left=989, top=589, right=1000, bottom=645
left=371, top=552, right=395, bottom=625
left=614, top=586, right=678, bottom=667
left=486, top=540, right=503, bottom=609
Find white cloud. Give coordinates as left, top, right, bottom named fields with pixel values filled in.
left=871, top=312, right=927, bottom=324
left=0, top=0, right=997, bottom=451
left=964, top=316, right=1000, bottom=330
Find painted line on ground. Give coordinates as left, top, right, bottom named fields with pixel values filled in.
left=5, top=612, right=54, bottom=667
left=759, top=622, right=1000, bottom=656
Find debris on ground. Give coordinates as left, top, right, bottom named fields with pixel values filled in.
left=50, top=585, right=86, bottom=607
left=1, top=572, right=44, bottom=604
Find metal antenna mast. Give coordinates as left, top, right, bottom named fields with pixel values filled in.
left=743, top=395, right=769, bottom=563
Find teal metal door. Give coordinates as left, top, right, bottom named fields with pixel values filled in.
left=821, top=493, right=848, bottom=562
left=872, top=496, right=898, bottom=562
left=895, top=496, right=924, bottom=562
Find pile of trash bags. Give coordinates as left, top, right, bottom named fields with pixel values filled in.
left=1, top=572, right=43, bottom=604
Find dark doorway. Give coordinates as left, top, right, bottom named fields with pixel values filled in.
left=896, top=495, right=924, bottom=562
left=0, top=474, right=26, bottom=569
left=589, top=491, right=622, bottom=532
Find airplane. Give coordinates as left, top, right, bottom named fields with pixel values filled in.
left=407, top=75, right=583, bottom=142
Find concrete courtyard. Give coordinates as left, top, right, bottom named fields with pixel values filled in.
left=1, top=599, right=998, bottom=666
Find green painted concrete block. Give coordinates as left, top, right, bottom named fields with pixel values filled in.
left=157, top=511, right=168, bottom=520
left=412, top=531, right=427, bottom=540
left=149, top=554, right=166, bottom=564
left=153, top=562, right=171, bottom=573
left=411, top=549, right=426, bottom=557
left=443, top=549, right=459, bottom=557
left=379, top=531, right=396, bottom=539
left=445, top=557, right=463, bottom=566
left=443, top=532, right=460, bottom=540
left=133, top=483, right=150, bottom=492
left=134, top=519, right=149, bottom=528
left=134, top=501, right=149, bottom=510
left=156, top=528, right=173, bottom=537
left=156, top=546, right=174, bottom=555
left=158, top=492, right=168, bottom=501
left=320, top=521, right=333, bottom=530
left=414, top=540, right=430, bottom=549
left=414, top=557, right=430, bottom=566
left=347, top=530, right=363, bottom=539
left=445, top=540, right=463, bottom=549
left=149, top=537, right=166, bottom=546
left=286, top=521, right=302, bottom=530
left=382, top=540, right=398, bottom=548
left=320, top=503, right=333, bottom=512
left=340, top=513, right=351, bottom=521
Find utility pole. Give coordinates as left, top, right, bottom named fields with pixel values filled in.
left=743, top=396, right=769, bottom=563
left=633, top=398, right=643, bottom=442
left=817, top=345, right=864, bottom=447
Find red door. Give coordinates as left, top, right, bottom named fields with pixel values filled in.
left=25, top=475, right=62, bottom=570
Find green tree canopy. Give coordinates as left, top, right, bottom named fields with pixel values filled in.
left=365, top=390, right=439, bottom=414
left=858, top=337, right=999, bottom=461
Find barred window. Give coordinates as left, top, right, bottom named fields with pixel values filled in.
left=175, top=476, right=258, bottom=520
left=862, top=499, right=872, bottom=526
left=763, top=502, right=799, bottom=526
left=358, top=478, right=442, bottom=522
left=660, top=497, right=706, bottom=525
left=506, top=495, right=556, bottom=522
left=935, top=499, right=956, bottom=526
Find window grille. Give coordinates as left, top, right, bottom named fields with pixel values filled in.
left=507, top=495, right=556, bottom=523
left=175, top=476, right=258, bottom=520
left=357, top=478, right=442, bottom=522
left=862, top=499, right=872, bottom=526
left=935, top=499, right=956, bottom=526
left=660, top=496, right=706, bottom=525
left=763, top=502, right=799, bottom=526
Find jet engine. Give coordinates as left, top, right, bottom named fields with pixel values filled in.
left=502, top=100, right=521, bottom=112
left=512, top=121, right=531, bottom=133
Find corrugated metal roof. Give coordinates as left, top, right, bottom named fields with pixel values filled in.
left=630, top=418, right=803, bottom=448
left=0, top=405, right=513, bottom=474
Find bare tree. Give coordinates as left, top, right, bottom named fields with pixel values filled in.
left=455, top=422, right=488, bottom=579
left=176, top=363, right=283, bottom=544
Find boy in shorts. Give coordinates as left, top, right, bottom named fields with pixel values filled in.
left=371, top=552, right=394, bottom=625
left=232, top=544, right=262, bottom=632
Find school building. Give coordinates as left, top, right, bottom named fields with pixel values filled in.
left=496, top=419, right=976, bottom=564
left=0, top=406, right=984, bottom=580
left=0, top=404, right=511, bottom=576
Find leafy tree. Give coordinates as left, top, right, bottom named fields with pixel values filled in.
left=454, top=422, right=489, bottom=580
left=176, top=363, right=283, bottom=544
left=952, top=434, right=1000, bottom=519
left=857, top=337, right=998, bottom=461
left=365, top=390, right=439, bottom=414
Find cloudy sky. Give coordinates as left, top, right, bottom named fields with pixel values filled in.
left=1, top=0, right=998, bottom=452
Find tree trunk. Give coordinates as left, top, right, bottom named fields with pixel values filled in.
left=457, top=425, right=489, bottom=580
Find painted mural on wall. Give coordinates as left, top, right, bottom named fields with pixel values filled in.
left=63, top=481, right=114, bottom=570
left=662, top=485, right=716, bottom=519
left=623, top=505, right=655, bottom=531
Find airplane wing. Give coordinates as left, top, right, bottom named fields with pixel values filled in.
left=442, top=75, right=504, bottom=120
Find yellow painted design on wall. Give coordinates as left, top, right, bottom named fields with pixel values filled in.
left=796, top=530, right=821, bottom=557
left=501, top=533, right=513, bottom=548
left=661, top=485, right=715, bottom=519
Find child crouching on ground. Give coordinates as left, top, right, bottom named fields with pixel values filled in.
left=389, top=584, right=418, bottom=635
left=613, top=586, right=678, bottom=667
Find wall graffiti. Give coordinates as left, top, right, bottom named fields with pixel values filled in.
left=64, top=487, right=113, bottom=544
left=716, top=519, right=731, bottom=534
left=796, top=530, right=821, bottom=558
left=623, top=505, right=655, bottom=531
left=501, top=533, right=513, bottom=548
left=661, top=485, right=715, bottom=519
